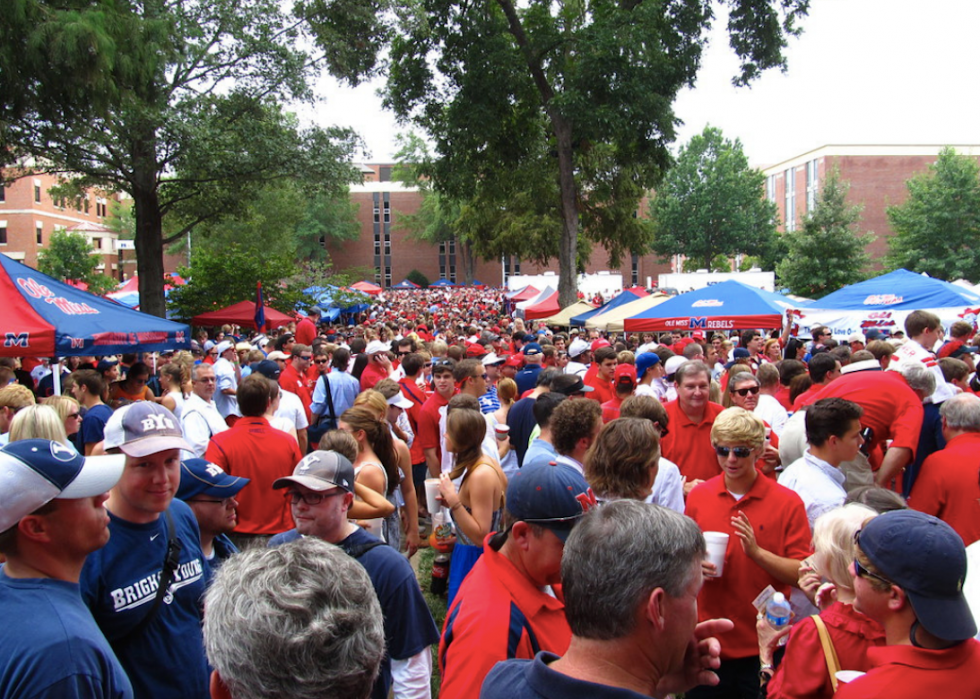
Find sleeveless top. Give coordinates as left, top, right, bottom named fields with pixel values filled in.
left=453, top=460, right=505, bottom=546
left=354, top=461, right=390, bottom=543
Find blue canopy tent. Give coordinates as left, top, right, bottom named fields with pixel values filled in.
left=623, top=281, right=799, bottom=333
left=429, top=278, right=459, bottom=288
left=304, top=285, right=372, bottom=316
left=795, top=269, right=980, bottom=339
left=0, top=254, right=191, bottom=357
left=470, top=279, right=489, bottom=289
left=391, top=279, right=421, bottom=290
left=570, top=289, right=642, bottom=327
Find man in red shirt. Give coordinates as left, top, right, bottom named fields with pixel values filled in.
left=360, top=339, right=393, bottom=391
left=601, top=363, right=635, bottom=423
left=205, top=374, right=304, bottom=543
left=278, top=344, right=314, bottom=422
left=791, top=352, right=841, bottom=411
left=685, top=408, right=810, bottom=699
left=584, top=345, right=617, bottom=404
left=836, top=510, right=980, bottom=699
left=294, top=308, right=319, bottom=346
left=908, top=392, right=980, bottom=545
left=418, top=358, right=456, bottom=477
left=660, top=361, right=725, bottom=489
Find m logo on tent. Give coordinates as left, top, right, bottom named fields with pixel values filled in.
left=4, top=332, right=29, bottom=348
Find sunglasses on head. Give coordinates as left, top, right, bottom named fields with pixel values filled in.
left=714, top=445, right=754, bottom=459
left=732, top=386, right=760, bottom=397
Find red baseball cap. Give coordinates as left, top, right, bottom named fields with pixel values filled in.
left=590, top=338, right=611, bottom=352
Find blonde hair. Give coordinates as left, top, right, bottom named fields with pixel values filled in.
left=353, top=390, right=388, bottom=421
left=710, top=407, right=765, bottom=448
left=616, top=350, right=635, bottom=365
left=0, top=384, right=36, bottom=410
left=43, top=395, right=80, bottom=424
left=9, top=404, right=69, bottom=445
left=496, top=378, right=518, bottom=407
left=812, top=504, right=876, bottom=591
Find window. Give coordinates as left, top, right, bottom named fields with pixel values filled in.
left=383, top=200, right=390, bottom=223
left=0, top=186, right=5, bottom=203
left=631, top=253, right=639, bottom=287
left=374, top=241, right=381, bottom=255
left=784, top=167, right=796, bottom=232
left=806, top=160, right=819, bottom=213
left=766, top=175, right=776, bottom=203
left=93, top=237, right=102, bottom=251
left=318, top=235, right=326, bottom=248
left=379, top=166, right=392, bottom=182
left=0, top=223, right=7, bottom=245
left=34, top=185, right=41, bottom=203
left=373, top=206, right=380, bottom=223
left=84, top=196, right=90, bottom=214
left=36, top=222, right=43, bottom=245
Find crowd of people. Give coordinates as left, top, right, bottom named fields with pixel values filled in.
left=2, top=289, right=980, bottom=699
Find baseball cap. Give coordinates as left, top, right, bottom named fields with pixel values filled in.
left=568, top=338, right=590, bottom=358
left=251, top=359, right=281, bottom=381
left=466, top=343, right=487, bottom=358
left=523, top=342, right=543, bottom=356
left=590, top=338, right=611, bottom=352
left=864, top=329, right=883, bottom=341
left=176, top=458, right=250, bottom=501
left=273, top=451, right=355, bottom=493
left=103, top=402, right=192, bottom=457
left=847, top=333, right=865, bottom=344
left=635, top=352, right=661, bottom=380
left=387, top=392, right=414, bottom=410
left=724, top=347, right=751, bottom=370
left=664, top=355, right=687, bottom=380
left=550, top=374, right=594, bottom=396
left=96, top=358, right=118, bottom=373
left=266, top=350, right=290, bottom=362
left=481, top=352, right=505, bottom=366
left=857, top=509, right=976, bottom=642
left=204, top=340, right=216, bottom=351
left=0, top=439, right=126, bottom=532
left=235, top=342, right=251, bottom=352
left=506, top=456, right=597, bottom=542
left=504, top=354, right=524, bottom=368
left=365, top=340, right=390, bottom=355
left=215, top=340, right=233, bottom=356
left=614, top=364, right=637, bottom=388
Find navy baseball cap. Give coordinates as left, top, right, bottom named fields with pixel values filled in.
left=103, top=402, right=192, bottom=457
left=635, top=352, right=661, bottom=380
left=252, top=359, right=281, bottom=381
left=96, top=358, right=119, bottom=373
left=523, top=342, right=543, bottom=356
left=0, top=439, right=125, bottom=531
left=506, top=456, right=596, bottom=541
left=858, top=509, right=976, bottom=642
left=273, top=451, right=355, bottom=493
left=176, top=458, right=250, bottom=501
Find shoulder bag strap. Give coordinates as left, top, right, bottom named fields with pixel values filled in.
left=323, top=373, right=336, bottom=422
left=811, top=614, right=842, bottom=692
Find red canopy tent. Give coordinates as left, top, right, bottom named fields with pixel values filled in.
left=509, top=285, right=540, bottom=302
left=523, top=290, right=561, bottom=320
left=624, top=286, right=649, bottom=297
left=192, top=301, right=293, bottom=330
left=350, top=280, right=383, bottom=295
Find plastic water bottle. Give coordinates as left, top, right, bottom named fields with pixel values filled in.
left=765, top=592, right=792, bottom=629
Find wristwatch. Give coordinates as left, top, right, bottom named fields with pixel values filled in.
left=758, top=663, right=775, bottom=682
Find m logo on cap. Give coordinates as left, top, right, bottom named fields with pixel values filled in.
left=141, top=413, right=176, bottom=432
left=575, top=488, right=598, bottom=514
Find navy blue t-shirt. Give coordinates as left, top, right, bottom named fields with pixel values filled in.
left=514, top=365, right=543, bottom=397
left=78, top=403, right=114, bottom=449
left=481, top=651, right=649, bottom=699
left=269, top=527, right=440, bottom=699
left=80, top=500, right=210, bottom=699
left=0, top=571, right=134, bottom=699
left=507, top=396, right=538, bottom=468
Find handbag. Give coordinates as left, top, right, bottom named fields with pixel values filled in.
left=811, top=614, right=842, bottom=692
left=308, top=373, right=338, bottom=446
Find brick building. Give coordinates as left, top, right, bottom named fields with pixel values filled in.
left=762, top=144, right=980, bottom=265
left=326, top=163, right=673, bottom=289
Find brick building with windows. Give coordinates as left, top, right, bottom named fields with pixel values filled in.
left=762, top=144, right=980, bottom=264
left=327, top=163, right=673, bottom=289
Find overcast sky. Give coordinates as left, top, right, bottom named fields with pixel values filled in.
left=301, top=0, right=980, bottom=167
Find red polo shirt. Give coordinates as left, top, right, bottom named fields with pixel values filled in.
left=585, top=373, right=614, bottom=404
left=791, top=384, right=826, bottom=412
left=418, top=391, right=451, bottom=463
left=399, top=377, right=428, bottom=465
left=205, top=416, right=304, bottom=535
left=279, top=363, right=313, bottom=421
left=438, top=534, right=571, bottom=699
left=685, top=471, right=810, bottom=660
left=834, top=639, right=980, bottom=699
left=660, top=400, right=725, bottom=482
left=797, top=371, right=923, bottom=454
left=908, top=432, right=980, bottom=545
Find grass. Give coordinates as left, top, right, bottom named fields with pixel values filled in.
left=415, top=546, right=448, bottom=697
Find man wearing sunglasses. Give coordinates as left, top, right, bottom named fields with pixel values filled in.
left=176, top=458, right=249, bottom=574
left=727, top=373, right=781, bottom=476
left=837, top=510, right=980, bottom=699
left=270, top=451, right=439, bottom=699
left=685, top=408, right=810, bottom=699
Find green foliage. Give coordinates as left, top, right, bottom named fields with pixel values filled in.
left=886, top=147, right=980, bottom=283
left=650, top=126, right=779, bottom=271
left=167, top=244, right=311, bottom=321
left=368, top=0, right=807, bottom=306
left=3, top=0, right=361, bottom=317
left=406, top=269, right=430, bottom=288
left=39, top=229, right=99, bottom=281
left=776, top=168, right=873, bottom=298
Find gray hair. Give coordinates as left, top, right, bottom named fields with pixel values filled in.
left=204, top=538, right=385, bottom=699
left=674, top=360, right=711, bottom=386
left=727, top=371, right=760, bottom=392
left=899, top=363, right=936, bottom=397
left=940, top=392, right=980, bottom=432
left=561, top=500, right=705, bottom=640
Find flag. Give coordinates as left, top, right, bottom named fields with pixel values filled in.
left=254, top=281, right=266, bottom=332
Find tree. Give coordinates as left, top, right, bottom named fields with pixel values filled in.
left=406, top=269, right=430, bottom=288
left=3, top=0, right=361, bottom=318
left=776, top=168, right=873, bottom=297
left=886, top=147, right=980, bottom=282
left=37, top=230, right=118, bottom=295
left=649, top=126, right=779, bottom=271
left=362, top=0, right=807, bottom=306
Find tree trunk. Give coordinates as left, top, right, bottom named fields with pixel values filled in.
left=458, top=236, right=476, bottom=285
left=553, top=116, right=579, bottom=308
left=131, top=128, right=167, bottom=318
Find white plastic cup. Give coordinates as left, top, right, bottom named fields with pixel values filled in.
left=494, top=424, right=510, bottom=441
left=703, top=532, right=730, bottom=577
left=424, top=478, right=442, bottom=515
left=835, top=671, right=865, bottom=684
left=361, top=517, right=384, bottom=540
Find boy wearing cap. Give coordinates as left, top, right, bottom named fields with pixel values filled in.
left=837, top=510, right=980, bottom=698
left=601, top=363, right=636, bottom=423
left=514, top=343, right=544, bottom=396
left=175, top=458, right=249, bottom=572
left=0, top=439, right=133, bottom=698
left=633, top=351, right=665, bottom=400
left=79, top=403, right=210, bottom=699
left=585, top=345, right=618, bottom=404
left=269, top=451, right=439, bottom=699
left=438, top=458, right=597, bottom=699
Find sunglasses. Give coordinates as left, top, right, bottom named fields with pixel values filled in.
left=67, top=412, right=81, bottom=419
left=853, top=556, right=895, bottom=587
left=299, top=355, right=313, bottom=361
left=314, top=359, right=329, bottom=364
left=714, top=445, right=754, bottom=459
left=423, top=362, right=433, bottom=368
left=732, top=386, right=760, bottom=397
left=284, top=489, right=346, bottom=506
